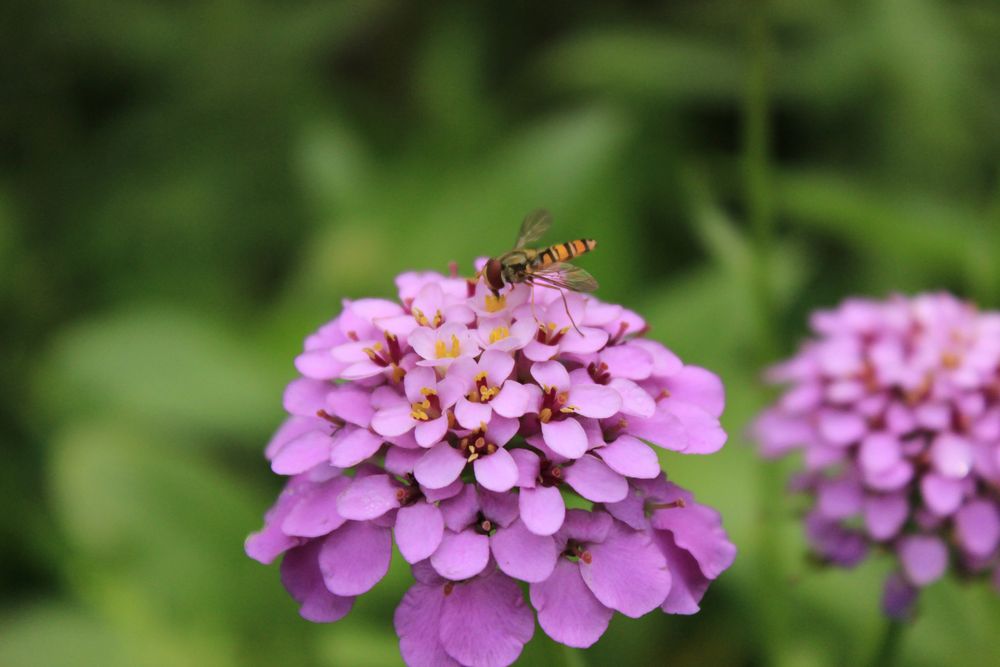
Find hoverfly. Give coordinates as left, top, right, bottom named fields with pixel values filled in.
left=482, top=209, right=599, bottom=332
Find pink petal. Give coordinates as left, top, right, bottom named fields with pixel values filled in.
left=474, top=447, right=518, bottom=492
left=271, top=429, right=333, bottom=475
left=491, top=381, right=530, bottom=418
left=371, top=405, right=416, bottom=437
left=580, top=522, right=671, bottom=617
left=438, top=571, right=535, bottom=667
left=955, top=499, right=1000, bottom=557
left=336, top=474, right=401, bottom=521
left=282, top=476, right=351, bottom=538
left=491, top=519, right=557, bottom=583
left=530, top=360, right=570, bottom=391
left=404, top=366, right=438, bottom=403
left=920, top=473, right=965, bottom=516
left=479, top=349, right=515, bottom=385
left=395, top=501, right=446, bottom=564
left=608, top=378, right=655, bottom=418
left=817, top=409, right=867, bottom=446
left=327, top=387, right=374, bottom=427
left=597, top=435, right=660, bottom=479
left=280, top=541, right=354, bottom=623
left=664, top=366, right=725, bottom=417
left=530, top=558, right=612, bottom=648
left=898, top=535, right=948, bottom=586
left=318, top=521, right=392, bottom=596
left=863, top=493, right=909, bottom=540
left=655, top=534, right=710, bottom=615
left=294, top=350, right=344, bottom=380
left=519, top=486, right=565, bottom=536
left=523, top=340, right=559, bottom=361
left=439, top=484, right=479, bottom=531
left=430, top=530, right=490, bottom=581
left=600, top=344, right=653, bottom=380
left=858, top=432, right=901, bottom=474
left=415, top=415, right=450, bottom=447
left=541, top=418, right=588, bottom=459
left=567, top=384, right=622, bottom=419
left=414, top=443, right=468, bottom=489
left=930, top=433, right=973, bottom=478
left=394, top=582, right=461, bottom=667
left=455, top=397, right=493, bottom=430
left=329, top=428, right=384, bottom=467
left=564, top=455, right=628, bottom=503
left=510, top=449, right=540, bottom=488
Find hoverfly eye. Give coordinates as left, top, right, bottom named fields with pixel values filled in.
left=484, top=259, right=504, bottom=292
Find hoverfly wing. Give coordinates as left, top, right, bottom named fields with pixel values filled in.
left=530, top=263, right=599, bottom=293
left=514, top=209, right=553, bottom=249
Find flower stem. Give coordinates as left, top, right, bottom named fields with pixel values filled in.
left=868, top=619, right=906, bottom=667
left=560, top=643, right=586, bottom=667
left=743, top=4, right=790, bottom=666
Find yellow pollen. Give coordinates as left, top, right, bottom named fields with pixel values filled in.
left=486, top=443, right=497, bottom=454
left=420, top=387, right=437, bottom=396
left=485, top=294, right=506, bottom=313
left=479, top=385, right=500, bottom=401
left=474, top=371, right=488, bottom=382
left=435, top=335, right=463, bottom=359
left=489, top=326, right=510, bottom=343
left=413, top=307, right=430, bottom=327
left=539, top=407, right=553, bottom=423
left=557, top=391, right=569, bottom=404
left=547, top=322, right=557, bottom=331
left=372, top=342, right=383, bottom=351
left=391, top=365, right=406, bottom=383
left=559, top=327, right=569, bottom=335
left=468, top=452, right=480, bottom=462
left=560, top=405, right=578, bottom=413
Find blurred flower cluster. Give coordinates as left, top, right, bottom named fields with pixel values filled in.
left=246, top=263, right=735, bottom=666
left=754, top=293, right=1000, bottom=617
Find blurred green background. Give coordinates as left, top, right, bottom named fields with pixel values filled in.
left=2, top=1, right=1000, bottom=665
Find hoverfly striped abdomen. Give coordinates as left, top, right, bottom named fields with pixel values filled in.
left=532, top=239, right=597, bottom=271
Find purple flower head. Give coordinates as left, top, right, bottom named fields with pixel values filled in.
left=753, top=292, right=1000, bottom=617
left=247, top=258, right=735, bottom=665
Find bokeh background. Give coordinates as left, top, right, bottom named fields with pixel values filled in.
left=3, top=1, right=1000, bottom=665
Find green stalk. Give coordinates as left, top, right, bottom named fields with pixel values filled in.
left=743, top=5, right=789, bottom=666
left=867, top=619, right=906, bottom=667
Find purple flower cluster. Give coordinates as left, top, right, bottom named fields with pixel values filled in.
left=246, top=264, right=735, bottom=666
left=754, top=293, right=1000, bottom=616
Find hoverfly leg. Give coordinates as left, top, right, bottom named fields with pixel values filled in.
left=558, top=287, right=584, bottom=336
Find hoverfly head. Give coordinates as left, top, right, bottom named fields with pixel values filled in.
left=484, top=257, right=505, bottom=295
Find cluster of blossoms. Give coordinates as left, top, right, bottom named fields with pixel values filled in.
left=246, top=261, right=736, bottom=666
left=754, top=293, right=1000, bottom=617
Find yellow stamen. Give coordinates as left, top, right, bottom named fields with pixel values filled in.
left=559, top=327, right=569, bottom=335
left=489, top=326, right=510, bottom=344
left=474, top=371, right=488, bottom=382
left=434, top=335, right=463, bottom=359
left=547, top=322, right=556, bottom=331
left=420, top=387, right=437, bottom=396
left=539, top=407, right=553, bottom=423
left=485, top=294, right=506, bottom=313
left=560, top=405, right=578, bottom=413
left=412, top=307, right=430, bottom=327
left=391, top=365, right=406, bottom=383
left=479, top=385, right=499, bottom=401
left=450, top=335, right=461, bottom=357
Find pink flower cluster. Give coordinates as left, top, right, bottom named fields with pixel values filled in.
left=754, top=293, right=1000, bottom=617
left=246, top=264, right=735, bottom=666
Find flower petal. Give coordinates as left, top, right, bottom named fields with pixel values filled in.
left=580, top=521, right=671, bottom=617
left=955, top=499, right=1000, bottom=557
left=281, top=541, right=354, bottom=623
left=329, top=428, right=384, bottom=468
left=608, top=378, right=655, bottom=418
left=371, top=405, right=416, bottom=437
left=455, top=397, right=493, bottom=430
left=474, top=447, right=519, bottom=492
left=519, top=486, right=566, bottom=536
left=491, top=381, right=531, bottom=418
left=271, top=429, right=333, bottom=475
left=564, top=455, right=628, bottom=503
left=541, top=418, right=588, bottom=459
left=396, top=501, right=446, bottom=564
left=282, top=476, right=351, bottom=538
left=394, top=581, right=461, bottom=667
left=319, top=521, right=392, bottom=596
left=415, top=414, right=450, bottom=447
left=567, top=384, right=622, bottom=419
left=898, top=535, right=948, bottom=586
left=430, top=530, right=490, bottom=581
left=597, top=435, right=660, bottom=479
left=414, top=443, right=467, bottom=489
left=663, top=366, right=725, bottom=417
left=491, top=519, right=557, bottom=583
left=439, top=571, right=534, bottom=667
left=530, top=558, right=612, bottom=648
left=336, top=474, right=401, bottom=521
left=530, top=360, right=570, bottom=391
